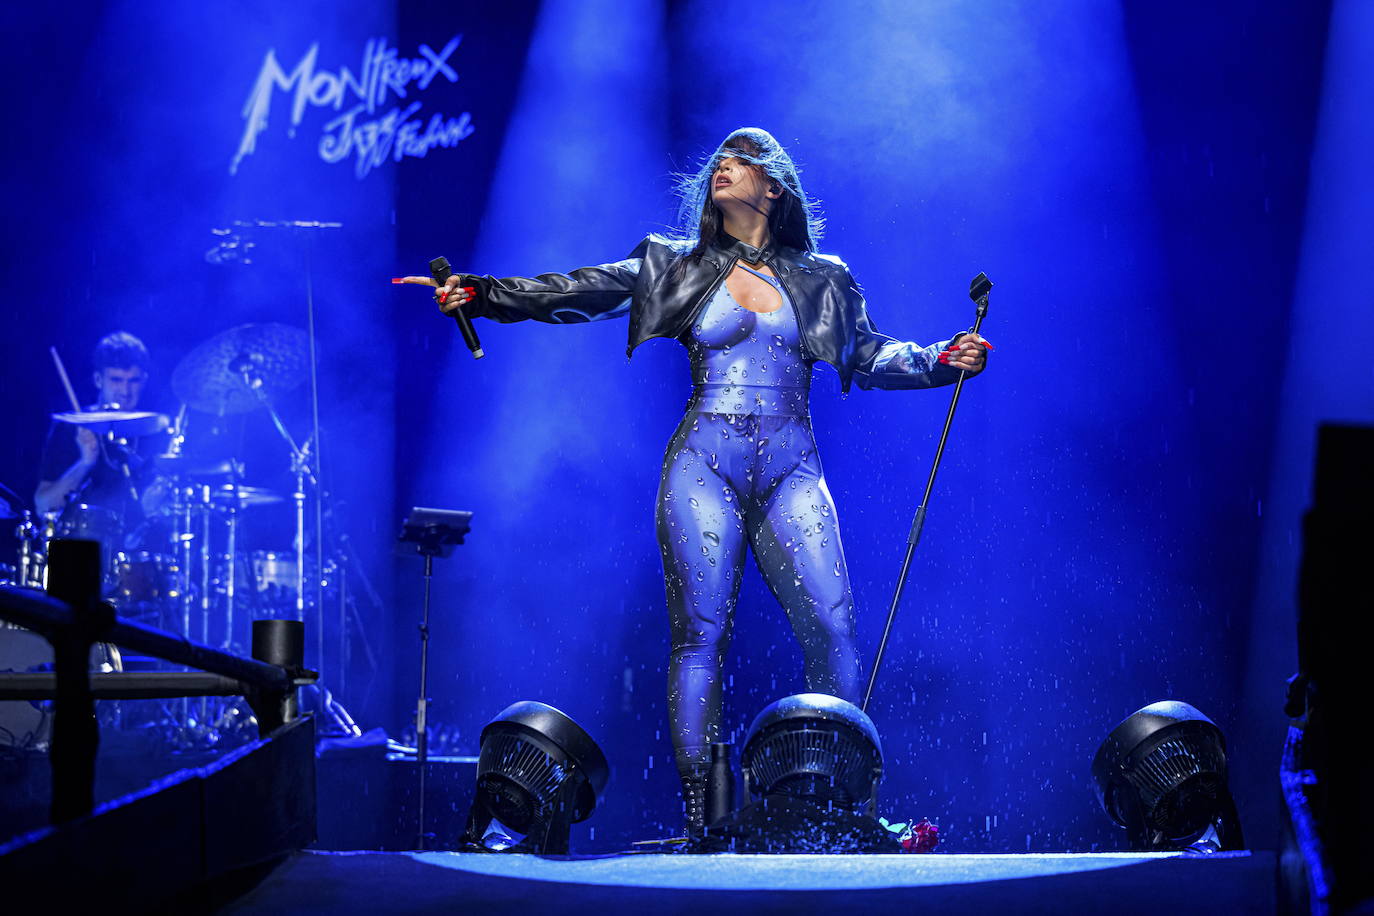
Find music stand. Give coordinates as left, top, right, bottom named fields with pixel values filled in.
left=398, top=506, right=472, bottom=850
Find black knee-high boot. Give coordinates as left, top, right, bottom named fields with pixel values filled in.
left=676, top=752, right=709, bottom=835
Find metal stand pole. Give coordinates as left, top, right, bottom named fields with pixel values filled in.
left=293, top=467, right=306, bottom=622
left=862, top=273, right=993, bottom=713
left=337, top=561, right=348, bottom=697
left=301, top=230, right=328, bottom=698
left=225, top=497, right=238, bottom=650
left=396, top=506, right=470, bottom=850
left=416, top=553, right=434, bottom=850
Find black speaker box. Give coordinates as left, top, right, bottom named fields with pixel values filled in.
left=315, top=733, right=476, bottom=851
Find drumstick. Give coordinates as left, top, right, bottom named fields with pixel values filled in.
left=50, top=346, right=83, bottom=412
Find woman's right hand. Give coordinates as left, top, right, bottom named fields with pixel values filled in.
left=392, top=275, right=477, bottom=317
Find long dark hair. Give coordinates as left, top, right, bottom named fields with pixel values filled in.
left=674, top=127, right=823, bottom=259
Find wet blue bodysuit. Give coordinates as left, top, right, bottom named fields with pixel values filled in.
left=657, top=265, right=859, bottom=776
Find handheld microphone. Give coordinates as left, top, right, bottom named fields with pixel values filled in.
left=430, top=256, right=485, bottom=359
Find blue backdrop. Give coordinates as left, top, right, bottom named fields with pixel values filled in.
left=3, top=0, right=1361, bottom=853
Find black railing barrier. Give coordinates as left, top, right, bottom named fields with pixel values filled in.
left=0, top=538, right=318, bottom=824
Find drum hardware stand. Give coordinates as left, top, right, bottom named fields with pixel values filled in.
left=237, top=363, right=358, bottom=737
left=15, top=511, right=43, bottom=588
left=223, top=481, right=240, bottom=654
left=862, top=272, right=994, bottom=713
left=206, top=220, right=359, bottom=736
left=220, top=219, right=338, bottom=684
left=236, top=358, right=314, bottom=620
left=198, top=481, right=213, bottom=725
left=399, top=506, right=472, bottom=851
left=290, top=443, right=311, bottom=624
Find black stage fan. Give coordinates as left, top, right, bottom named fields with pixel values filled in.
left=742, top=693, right=883, bottom=808
left=693, top=694, right=895, bottom=853
left=462, top=701, right=609, bottom=854
left=1092, top=700, right=1245, bottom=853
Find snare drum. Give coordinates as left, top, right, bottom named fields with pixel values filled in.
left=57, top=503, right=124, bottom=546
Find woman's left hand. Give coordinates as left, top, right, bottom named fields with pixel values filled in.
left=939, top=333, right=992, bottom=374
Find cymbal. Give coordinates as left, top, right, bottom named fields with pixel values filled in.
left=1, top=480, right=24, bottom=520
left=151, top=454, right=244, bottom=479
left=211, top=484, right=284, bottom=508
left=53, top=410, right=170, bottom=438
left=172, top=323, right=308, bottom=415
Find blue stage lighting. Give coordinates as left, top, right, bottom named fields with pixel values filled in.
left=1092, top=701, right=1245, bottom=852
left=463, top=701, right=609, bottom=854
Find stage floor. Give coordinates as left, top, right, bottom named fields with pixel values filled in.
left=223, top=849, right=1275, bottom=914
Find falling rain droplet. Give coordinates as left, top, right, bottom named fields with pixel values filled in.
left=704, top=531, right=721, bottom=546
left=689, top=497, right=700, bottom=508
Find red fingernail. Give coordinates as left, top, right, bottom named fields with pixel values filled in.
left=439, top=293, right=448, bottom=304
left=463, top=286, right=475, bottom=292
left=938, top=355, right=950, bottom=363
left=391, top=278, right=404, bottom=284
left=981, top=339, right=995, bottom=350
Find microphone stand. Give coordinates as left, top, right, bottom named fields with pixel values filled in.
left=861, top=273, right=994, bottom=713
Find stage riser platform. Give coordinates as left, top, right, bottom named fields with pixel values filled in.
left=223, top=850, right=1276, bottom=915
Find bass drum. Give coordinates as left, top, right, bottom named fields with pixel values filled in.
left=0, top=615, right=122, bottom=750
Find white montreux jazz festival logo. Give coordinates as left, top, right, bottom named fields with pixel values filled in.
left=232, top=35, right=475, bottom=179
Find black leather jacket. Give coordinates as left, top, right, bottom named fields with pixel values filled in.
left=460, top=233, right=964, bottom=393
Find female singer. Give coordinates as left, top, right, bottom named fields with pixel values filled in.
left=400, top=127, right=989, bottom=831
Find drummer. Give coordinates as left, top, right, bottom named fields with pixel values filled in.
left=34, top=332, right=164, bottom=528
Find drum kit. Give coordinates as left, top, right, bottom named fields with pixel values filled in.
left=1, top=323, right=369, bottom=750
